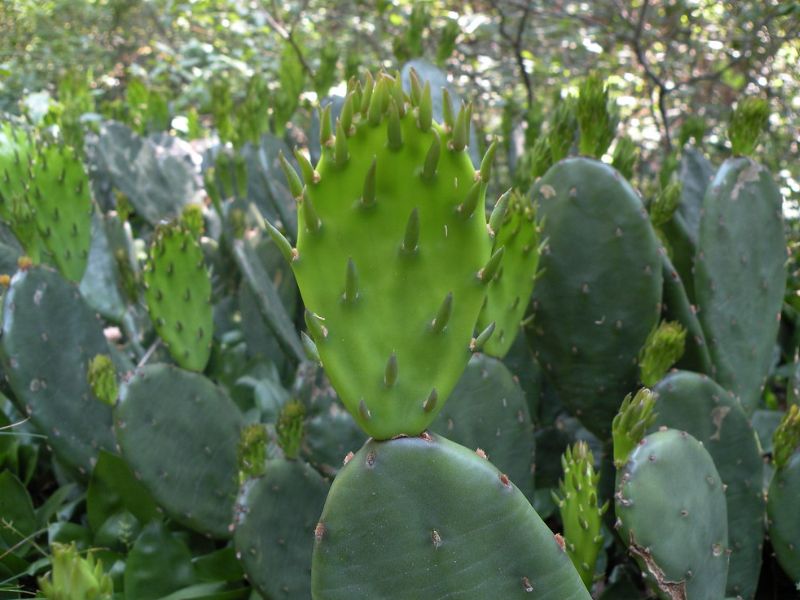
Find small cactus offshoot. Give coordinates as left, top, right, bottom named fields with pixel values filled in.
left=612, top=388, right=657, bottom=468
left=87, top=354, right=118, bottom=406
left=773, top=404, right=800, bottom=470
left=37, top=543, right=113, bottom=600
left=638, top=321, right=686, bottom=387
left=277, top=400, right=306, bottom=460
left=649, top=180, right=683, bottom=228
left=728, top=97, right=769, bottom=157
left=238, top=423, right=268, bottom=484
left=552, top=441, right=609, bottom=589
left=576, top=73, right=616, bottom=158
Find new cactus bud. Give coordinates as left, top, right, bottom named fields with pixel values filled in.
left=638, top=321, right=686, bottom=387
left=277, top=400, right=306, bottom=460
left=728, top=97, right=769, bottom=157
left=612, top=388, right=657, bottom=468
left=576, top=74, right=615, bottom=158
left=87, top=354, right=118, bottom=407
left=773, top=405, right=800, bottom=471
left=649, top=180, right=682, bottom=228
left=38, top=543, right=113, bottom=600
left=238, top=423, right=268, bottom=484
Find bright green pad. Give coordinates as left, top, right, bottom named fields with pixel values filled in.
left=528, top=158, right=662, bottom=438
left=660, top=254, right=713, bottom=376
left=312, top=433, right=590, bottom=600
left=768, top=452, right=800, bottom=583
left=293, top=76, right=491, bottom=439
left=432, top=353, right=535, bottom=498
left=0, top=266, right=115, bottom=476
left=115, top=364, right=243, bottom=539
left=616, top=429, right=729, bottom=599
left=143, top=225, right=213, bottom=372
left=695, top=158, right=786, bottom=415
left=27, top=143, right=92, bottom=281
left=652, top=371, right=764, bottom=599
left=234, top=459, right=329, bottom=599
left=477, top=191, right=540, bottom=358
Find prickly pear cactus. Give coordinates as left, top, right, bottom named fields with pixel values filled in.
left=652, top=371, right=764, bottom=600
left=115, top=364, right=243, bottom=538
left=694, top=157, right=786, bottom=415
left=275, top=71, right=493, bottom=439
left=615, top=429, right=729, bottom=599
left=234, top=459, right=329, bottom=600
left=0, top=265, right=116, bottom=475
left=528, top=158, right=662, bottom=438
left=37, top=543, right=113, bottom=600
left=475, top=189, right=541, bottom=358
left=26, top=142, right=93, bottom=282
left=312, top=433, right=591, bottom=599
left=767, top=405, right=800, bottom=583
left=143, top=224, right=213, bottom=372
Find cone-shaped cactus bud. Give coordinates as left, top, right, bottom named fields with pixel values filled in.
left=548, top=97, right=577, bottom=163
left=320, top=105, right=333, bottom=147
left=442, top=88, right=454, bottom=130
left=359, top=72, right=374, bottom=115
left=263, top=218, right=296, bottom=263
left=384, top=352, right=398, bottom=387
left=456, top=181, right=482, bottom=220
left=576, top=73, right=615, bottom=158
left=611, top=135, right=637, bottom=180
left=470, top=321, right=495, bottom=352
left=728, top=97, right=769, bottom=157
left=431, top=292, right=454, bottom=333
left=368, top=76, right=388, bottom=125
left=280, top=151, right=304, bottom=198
left=181, top=203, right=205, bottom=237
left=277, top=400, right=306, bottom=460
left=450, top=103, right=468, bottom=151
left=341, top=92, right=355, bottom=135
left=488, top=189, right=512, bottom=236
left=773, top=405, right=800, bottom=470
left=343, top=258, right=359, bottom=303
left=334, top=120, right=349, bottom=167
left=238, top=423, right=268, bottom=483
left=422, top=129, right=441, bottom=182
left=390, top=71, right=406, bottom=117
left=87, top=354, right=118, bottom=407
left=361, top=158, right=377, bottom=208
left=387, top=100, right=403, bottom=150
left=612, top=388, right=657, bottom=467
left=678, top=115, right=706, bottom=147
left=301, top=188, right=322, bottom=233
left=649, top=180, right=682, bottom=227
left=408, top=68, right=423, bottom=106
left=478, top=246, right=505, bottom=283
left=638, top=321, right=686, bottom=387
left=301, top=331, right=321, bottom=363
left=418, top=82, right=432, bottom=132
left=479, top=139, right=497, bottom=183
left=552, top=441, right=608, bottom=589
left=294, top=148, right=319, bottom=184
left=402, top=208, right=420, bottom=253
left=38, top=543, right=113, bottom=600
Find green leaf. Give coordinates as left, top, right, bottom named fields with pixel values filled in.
left=124, top=522, right=196, bottom=600
left=0, top=470, right=36, bottom=553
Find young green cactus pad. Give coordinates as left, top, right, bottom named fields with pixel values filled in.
left=26, top=141, right=93, bottom=282
left=615, top=429, right=729, bottom=599
left=312, top=433, right=590, bottom=599
left=553, top=441, right=608, bottom=589
left=115, top=364, right=244, bottom=538
left=143, top=223, right=213, bottom=372
left=38, top=543, right=113, bottom=600
left=611, top=388, right=657, bottom=468
left=728, top=98, right=769, bottom=157
left=432, top=353, right=535, bottom=498
left=638, top=321, right=686, bottom=387
left=234, top=459, right=329, bottom=600
left=767, top=407, right=800, bottom=583
left=475, top=189, right=541, bottom=358
left=0, top=266, right=115, bottom=475
left=652, top=371, right=765, bottom=600
left=528, top=159, right=662, bottom=438
left=695, top=157, right=786, bottom=415
left=278, top=71, right=493, bottom=439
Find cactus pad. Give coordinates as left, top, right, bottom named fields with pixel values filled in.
left=312, top=433, right=590, bottom=599
left=615, top=429, right=729, bottom=599
left=767, top=451, right=800, bottom=583
left=0, top=266, right=115, bottom=475
left=234, top=459, right=329, bottom=600
left=115, top=364, right=243, bottom=538
left=143, top=224, right=213, bottom=372
left=476, top=189, right=541, bottom=358
left=695, top=157, right=786, bottom=414
left=283, top=72, right=493, bottom=439
left=528, top=158, right=662, bottom=438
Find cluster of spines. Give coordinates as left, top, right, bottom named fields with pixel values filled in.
left=266, top=70, right=505, bottom=398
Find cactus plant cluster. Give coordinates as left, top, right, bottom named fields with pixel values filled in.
left=0, top=58, right=795, bottom=600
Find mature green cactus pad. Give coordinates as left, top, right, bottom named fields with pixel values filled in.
left=312, top=433, right=590, bottom=599
left=652, top=371, right=764, bottom=599
left=432, top=353, right=535, bottom=499
left=26, top=142, right=92, bottom=281
left=768, top=451, right=800, bottom=583
left=115, top=364, right=243, bottom=538
left=528, top=158, right=662, bottom=438
left=234, top=459, right=329, bottom=600
left=143, top=224, right=213, bottom=372
left=615, top=429, right=729, bottom=599
left=280, top=72, right=493, bottom=439
left=695, top=158, right=786, bottom=414
left=0, top=266, right=115, bottom=475
left=476, top=189, right=541, bottom=358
